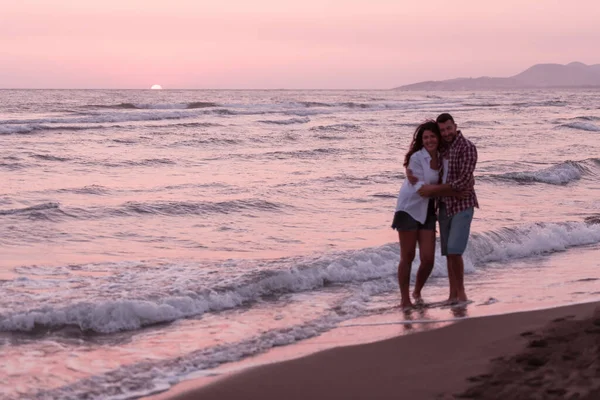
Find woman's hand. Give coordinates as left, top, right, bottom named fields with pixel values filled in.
left=406, top=168, right=419, bottom=185
left=417, top=185, right=436, bottom=197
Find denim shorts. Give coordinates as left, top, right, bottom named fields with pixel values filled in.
left=391, top=200, right=436, bottom=232
left=438, top=203, right=474, bottom=255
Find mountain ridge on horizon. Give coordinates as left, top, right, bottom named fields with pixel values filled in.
left=394, top=62, right=600, bottom=90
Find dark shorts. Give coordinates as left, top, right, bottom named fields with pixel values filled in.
left=391, top=200, right=436, bottom=232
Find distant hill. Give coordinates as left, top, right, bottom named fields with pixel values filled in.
left=394, top=62, right=600, bottom=90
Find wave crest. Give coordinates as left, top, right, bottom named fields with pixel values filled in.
left=120, top=199, right=286, bottom=217
left=492, top=159, right=597, bottom=185
left=257, top=117, right=310, bottom=125
left=558, top=122, right=600, bottom=132
left=87, top=102, right=219, bottom=110
left=0, top=202, right=60, bottom=216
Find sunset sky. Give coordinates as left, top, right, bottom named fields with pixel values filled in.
left=2, top=0, right=599, bottom=89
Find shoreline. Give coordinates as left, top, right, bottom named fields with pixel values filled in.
left=144, top=300, right=599, bottom=400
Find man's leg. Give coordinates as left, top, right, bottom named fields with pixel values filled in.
left=446, top=257, right=458, bottom=302
left=446, top=208, right=475, bottom=302
left=447, top=254, right=466, bottom=301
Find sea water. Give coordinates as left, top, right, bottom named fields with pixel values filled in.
left=1, top=89, right=599, bottom=399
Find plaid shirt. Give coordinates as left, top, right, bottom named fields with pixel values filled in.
left=441, top=131, right=479, bottom=216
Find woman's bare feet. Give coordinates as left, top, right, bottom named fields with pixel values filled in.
left=400, top=301, right=414, bottom=310
left=412, top=291, right=425, bottom=306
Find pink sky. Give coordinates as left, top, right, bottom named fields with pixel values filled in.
left=2, top=0, right=599, bottom=89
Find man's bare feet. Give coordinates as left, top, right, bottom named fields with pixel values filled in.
left=443, top=298, right=459, bottom=306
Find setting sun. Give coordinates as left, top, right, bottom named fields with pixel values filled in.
left=150, top=84, right=162, bottom=90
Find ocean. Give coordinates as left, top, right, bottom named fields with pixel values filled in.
left=1, top=89, right=599, bottom=399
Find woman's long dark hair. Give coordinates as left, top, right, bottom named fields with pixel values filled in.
left=403, top=120, right=442, bottom=167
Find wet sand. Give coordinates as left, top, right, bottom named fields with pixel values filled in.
left=146, top=301, right=599, bottom=400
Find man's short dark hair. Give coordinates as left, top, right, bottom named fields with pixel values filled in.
left=436, top=113, right=455, bottom=124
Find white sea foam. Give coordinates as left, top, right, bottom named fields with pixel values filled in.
left=0, top=246, right=401, bottom=333
left=2, top=221, right=599, bottom=334
left=469, top=221, right=600, bottom=263
left=23, top=299, right=372, bottom=400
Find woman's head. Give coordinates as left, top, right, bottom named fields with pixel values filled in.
left=403, top=120, right=442, bottom=167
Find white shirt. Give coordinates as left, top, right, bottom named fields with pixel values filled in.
left=442, top=158, right=449, bottom=184
left=394, top=148, right=440, bottom=223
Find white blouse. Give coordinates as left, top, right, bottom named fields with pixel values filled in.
left=394, top=148, right=440, bottom=223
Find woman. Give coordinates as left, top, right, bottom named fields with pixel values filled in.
left=391, top=120, right=442, bottom=309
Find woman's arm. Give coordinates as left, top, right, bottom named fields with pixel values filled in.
left=407, top=153, right=426, bottom=190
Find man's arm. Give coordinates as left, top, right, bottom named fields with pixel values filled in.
left=417, top=183, right=452, bottom=197
left=417, top=184, right=469, bottom=198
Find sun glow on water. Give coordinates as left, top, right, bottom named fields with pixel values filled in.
left=150, top=84, right=162, bottom=90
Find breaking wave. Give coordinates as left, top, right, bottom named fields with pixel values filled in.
left=491, top=159, right=598, bottom=185
left=558, top=122, right=600, bottom=132
left=2, top=219, right=599, bottom=334
left=0, top=202, right=60, bottom=216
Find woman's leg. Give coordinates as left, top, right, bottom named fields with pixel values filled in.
left=398, top=230, right=418, bottom=308
left=413, top=228, right=436, bottom=302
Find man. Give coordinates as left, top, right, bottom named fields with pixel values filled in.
left=409, top=113, right=478, bottom=303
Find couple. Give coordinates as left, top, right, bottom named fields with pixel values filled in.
left=391, top=113, right=478, bottom=309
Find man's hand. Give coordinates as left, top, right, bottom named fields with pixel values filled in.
left=417, top=185, right=436, bottom=197
left=405, top=168, right=418, bottom=185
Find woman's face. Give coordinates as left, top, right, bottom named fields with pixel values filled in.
left=422, top=130, right=439, bottom=152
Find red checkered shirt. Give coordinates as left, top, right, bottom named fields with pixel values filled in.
left=441, top=131, right=479, bottom=216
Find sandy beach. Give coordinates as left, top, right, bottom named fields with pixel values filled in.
left=146, top=301, right=600, bottom=400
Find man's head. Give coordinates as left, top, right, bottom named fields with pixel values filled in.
left=436, top=113, right=458, bottom=143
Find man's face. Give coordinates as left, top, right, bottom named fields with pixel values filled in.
left=438, top=120, right=457, bottom=143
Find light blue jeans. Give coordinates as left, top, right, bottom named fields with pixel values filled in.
left=439, top=204, right=474, bottom=256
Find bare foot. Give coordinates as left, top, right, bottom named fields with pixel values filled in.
left=444, top=298, right=459, bottom=306
left=400, top=301, right=414, bottom=310
left=412, top=292, right=425, bottom=306
left=451, top=304, right=468, bottom=318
